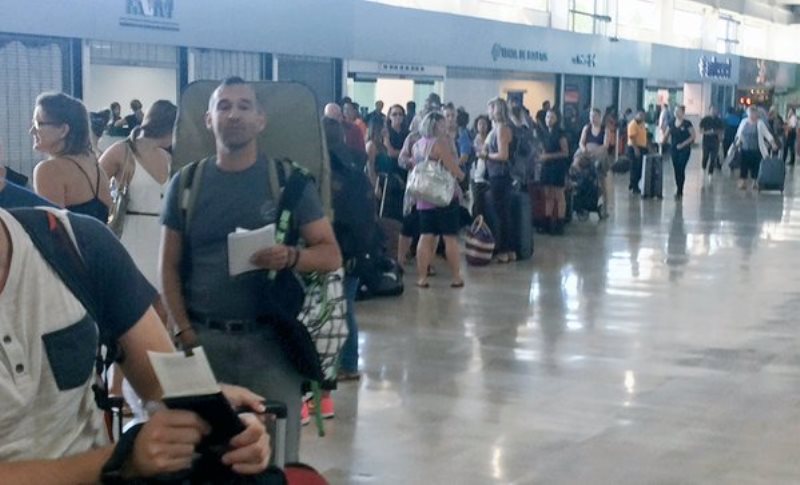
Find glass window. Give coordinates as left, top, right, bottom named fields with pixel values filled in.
left=486, top=0, right=548, bottom=9
left=365, top=0, right=549, bottom=26
left=570, top=0, right=599, bottom=34
left=672, top=9, right=703, bottom=48
left=740, top=21, right=768, bottom=58
left=617, top=0, right=657, bottom=31
left=716, top=14, right=739, bottom=55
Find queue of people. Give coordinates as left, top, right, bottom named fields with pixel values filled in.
left=3, top=75, right=799, bottom=482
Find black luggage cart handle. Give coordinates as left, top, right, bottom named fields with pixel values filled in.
left=237, top=400, right=288, bottom=469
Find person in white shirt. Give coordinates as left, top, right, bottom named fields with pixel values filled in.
left=0, top=207, right=270, bottom=482
left=734, top=106, right=778, bottom=191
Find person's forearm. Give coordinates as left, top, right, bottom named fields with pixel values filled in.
left=0, top=446, right=113, bottom=484
left=442, top=157, right=464, bottom=180
left=162, top=264, right=191, bottom=331
left=399, top=149, right=413, bottom=169
left=295, top=242, right=342, bottom=273
left=487, top=151, right=508, bottom=161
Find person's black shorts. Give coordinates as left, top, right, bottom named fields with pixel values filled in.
left=541, top=159, right=569, bottom=187
left=401, top=208, right=419, bottom=237
left=418, top=202, right=460, bottom=236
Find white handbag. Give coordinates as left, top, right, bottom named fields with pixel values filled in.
left=406, top=142, right=456, bottom=207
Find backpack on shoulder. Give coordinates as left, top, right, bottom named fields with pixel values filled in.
left=509, top=124, right=539, bottom=189
left=177, top=157, right=348, bottom=436
left=9, top=208, right=124, bottom=439
left=328, top=148, right=377, bottom=270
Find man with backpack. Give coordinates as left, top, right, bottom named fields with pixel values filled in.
left=322, top=116, right=375, bottom=381
left=159, top=77, right=341, bottom=463
left=0, top=206, right=271, bottom=482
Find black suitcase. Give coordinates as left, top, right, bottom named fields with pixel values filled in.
left=510, top=190, right=533, bottom=260
left=639, top=154, right=663, bottom=199
left=757, top=156, right=785, bottom=192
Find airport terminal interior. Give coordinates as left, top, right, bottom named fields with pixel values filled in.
left=3, top=0, right=800, bottom=484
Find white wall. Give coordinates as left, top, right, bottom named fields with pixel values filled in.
left=84, top=65, right=177, bottom=114
left=445, top=77, right=556, bottom=119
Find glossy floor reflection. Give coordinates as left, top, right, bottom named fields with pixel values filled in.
left=303, top=155, right=800, bottom=484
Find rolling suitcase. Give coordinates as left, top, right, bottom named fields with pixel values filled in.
left=377, top=173, right=403, bottom=258
left=757, top=155, right=785, bottom=192
left=510, top=190, right=533, bottom=260
left=639, top=154, right=663, bottom=199
left=528, top=182, right=547, bottom=229
left=263, top=401, right=330, bottom=484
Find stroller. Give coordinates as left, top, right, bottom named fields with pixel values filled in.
left=569, top=154, right=606, bottom=222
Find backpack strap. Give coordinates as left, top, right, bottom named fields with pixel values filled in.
left=10, top=208, right=100, bottom=322
left=274, top=162, right=312, bottom=247
left=269, top=159, right=312, bottom=281
left=178, top=157, right=210, bottom=235
left=8, top=208, right=117, bottom=413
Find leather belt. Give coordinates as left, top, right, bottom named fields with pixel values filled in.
left=189, top=313, right=261, bottom=334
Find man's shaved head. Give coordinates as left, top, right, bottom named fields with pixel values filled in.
left=208, top=76, right=262, bottom=112
left=324, top=103, right=344, bottom=122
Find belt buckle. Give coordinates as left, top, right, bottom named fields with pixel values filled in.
left=225, top=321, right=245, bottom=333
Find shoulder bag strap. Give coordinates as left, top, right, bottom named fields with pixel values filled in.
left=118, top=141, right=135, bottom=195
left=179, top=157, right=209, bottom=235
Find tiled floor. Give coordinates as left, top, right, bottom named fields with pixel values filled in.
left=303, top=155, right=800, bottom=484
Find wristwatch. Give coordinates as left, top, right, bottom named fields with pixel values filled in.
left=100, top=423, right=144, bottom=484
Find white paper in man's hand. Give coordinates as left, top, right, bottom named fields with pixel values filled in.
left=227, top=224, right=276, bottom=276
left=147, top=347, right=220, bottom=398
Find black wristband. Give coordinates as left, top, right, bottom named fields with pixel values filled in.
left=101, top=423, right=144, bottom=484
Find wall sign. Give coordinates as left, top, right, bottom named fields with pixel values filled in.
left=698, top=56, right=732, bottom=80
left=120, top=0, right=179, bottom=31
left=571, top=53, right=597, bottom=68
left=379, top=63, right=427, bottom=75
left=491, top=43, right=548, bottom=63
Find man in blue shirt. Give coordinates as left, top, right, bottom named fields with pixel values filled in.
left=0, top=166, right=55, bottom=209
left=723, top=107, right=742, bottom=156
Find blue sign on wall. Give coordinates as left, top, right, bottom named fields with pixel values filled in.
left=698, top=56, right=732, bottom=80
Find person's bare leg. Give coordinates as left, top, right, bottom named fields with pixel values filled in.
left=416, top=234, right=435, bottom=287
left=556, top=188, right=567, bottom=220
left=544, top=186, right=554, bottom=220
left=398, top=235, right=412, bottom=264
left=443, top=235, right=463, bottom=287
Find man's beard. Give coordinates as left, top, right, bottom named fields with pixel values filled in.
left=222, top=139, right=251, bottom=152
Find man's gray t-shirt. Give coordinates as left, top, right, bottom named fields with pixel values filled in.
left=161, top=157, right=324, bottom=320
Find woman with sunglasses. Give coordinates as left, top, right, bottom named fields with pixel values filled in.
left=31, top=93, right=112, bottom=222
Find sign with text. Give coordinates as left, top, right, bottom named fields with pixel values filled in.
left=571, top=53, right=597, bottom=68
left=698, top=56, right=732, bottom=80
left=120, top=0, right=179, bottom=31
left=491, top=43, right=548, bottom=63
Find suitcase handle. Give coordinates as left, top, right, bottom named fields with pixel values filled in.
left=236, top=400, right=288, bottom=419
left=235, top=400, right=288, bottom=469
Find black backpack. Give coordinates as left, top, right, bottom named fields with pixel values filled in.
left=509, top=124, right=538, bottom=187
left=9, top=208, right=119, bottom=419
left=328, top=146, right=377, bottom=268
